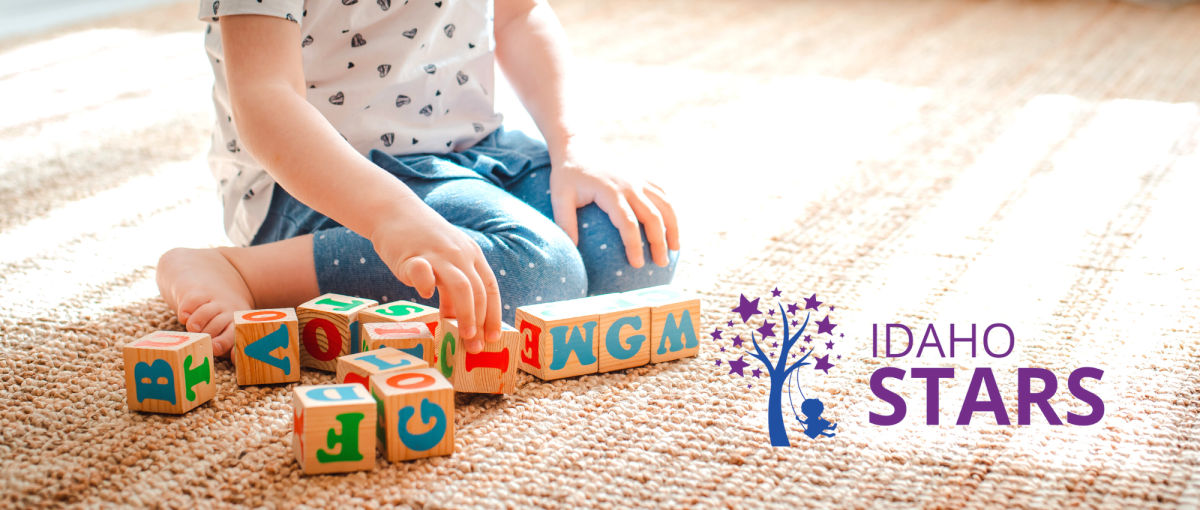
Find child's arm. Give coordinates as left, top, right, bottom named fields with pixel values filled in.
left=494, top=0, right=680, bottom=268
left=220, top=15, right=501, bottom=347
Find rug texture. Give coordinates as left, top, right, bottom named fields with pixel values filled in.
left=2, top=0, right=1200, bottom=508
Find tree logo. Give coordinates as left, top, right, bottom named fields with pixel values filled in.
left=714, top=288, right=841, bottom=446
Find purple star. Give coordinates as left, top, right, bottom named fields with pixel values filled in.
left=715, top=359, right=722, bottom=367
left=771, top=287, right=782, bottom=297
left=720, top=346, right=726, bottom=352
left=829, top=306, right=836, bottom=312
left=837, top=355, right=842, bottom=360
left=727, top=320, right=734, bottom=327
left=813, top=354, right=835, bottom=374
left=772, top=342, right=778, bottom=348
left=791, top=320, right=798, bottom=327
left=727, top=356, right=750, bottom=377
left=787, top=303, right=800, bottom=315
left=825, top=341, right=834, bottom=349
left=711, top=328, right=723, bottom=340
left=816, top=315, right=837, bottom=335
left=804, top=335, right=813, bottom=343
left=804, top=293, right=823, bottom=311
left=748, top=384, right=752, bottom=389
left=732, top=294, right=761, bottom=323
left=752, top=368, right=762, bottom=378
left=768, top=308, right=775, bottom=316
left=799, top=346, right=806, bottom=353
left=756, top=321, right=776, bottom=339
left=840, top=333, right=844, bottom=338
left=732, top=335, right=744, bottom=348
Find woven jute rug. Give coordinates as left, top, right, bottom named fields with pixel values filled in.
left=2, top=0, right=1199, bottom=507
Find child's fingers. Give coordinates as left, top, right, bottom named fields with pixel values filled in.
left=437, top=263, right=478, bottom=342
left=212, top=322, right=236, bottom=357
left=595, top=189, right=646, bottom=268
left=551, top=188, right=580, bottom=245
left=460, top=259, right=489, bottom=352
left=643, top=184, right=680, bottom=251
left=625, top=189, right=669, bottom=267
left=475, top=257, right=502, bottom=343
left=399, top=257, right=436, bottom=299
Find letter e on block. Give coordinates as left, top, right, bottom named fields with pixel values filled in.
left=292, top=383, right=376, bottom=475
left=123, top=331, right=215, bottom=414
left=369, top=368, right=455, bottom=462
left=297, top=294, right=377, bottom=372
left=623, top=286, right=703, bottom=363
left=233, top=308, right=301, bottom=385
left=514, top=300, right=600, bottom=380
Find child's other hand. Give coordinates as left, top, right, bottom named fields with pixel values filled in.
left=369, top=199, right=501, bottom=352
left=549, top=137, right=680, bottom=268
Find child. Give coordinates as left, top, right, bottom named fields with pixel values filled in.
left=157, top=0, right=680, bottom=359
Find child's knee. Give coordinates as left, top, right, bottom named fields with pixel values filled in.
left=489, top=226, right=588, bottom=321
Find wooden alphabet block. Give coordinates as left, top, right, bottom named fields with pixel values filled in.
left=369, top=368, right=455, bottom=462
left=292, top=383, right=376, bottom=475
left=123, top=331, right=216, bottom=414
left=336, top=347, right=427, bottom=389
left=590, top=294, right=653, bottom=373
left=437, top=319, right=519, bottom=394
left=515, top=299, right=601, bottom=380
left=361, top=321, right=435, bottom=365
left=358, top=300, right=441, bottom=364
left=297, top=294, right=378, bottom=372
left=233, top=308, right=301, bottom=385
left=624, top=286, right=703, bottom=363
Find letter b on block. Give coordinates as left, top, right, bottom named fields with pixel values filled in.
left=123, top=331, right=216, bottom=414
left=234, top=309, right=301, bottom=385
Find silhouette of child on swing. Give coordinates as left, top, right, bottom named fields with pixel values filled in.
left=789, top=371, right=837, bottom=439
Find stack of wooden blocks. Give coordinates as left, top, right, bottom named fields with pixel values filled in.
left=122, top=285, right=702, bottom=475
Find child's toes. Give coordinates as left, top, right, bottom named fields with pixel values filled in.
left=212, top=321, right=236, bottom=357
left=186, top=302, right=221, bottom=334
left=176, top=293, right=210, bottom=324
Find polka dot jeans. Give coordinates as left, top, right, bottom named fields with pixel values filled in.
left=250, top=127, right=679, bottom=325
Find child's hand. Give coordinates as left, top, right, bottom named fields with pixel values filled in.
left=549, top=137, right=680, bottom=268
left=369, top=198, right=501, bottom=351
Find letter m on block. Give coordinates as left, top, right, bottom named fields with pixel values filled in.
left=657, top=310, right=698, bottom=355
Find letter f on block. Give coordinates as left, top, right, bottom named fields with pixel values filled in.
left=316, top=413, right=365, bottom=463
left=657, top=310, right=698, bottom=355
left=244, top=324, right=293, bottom=375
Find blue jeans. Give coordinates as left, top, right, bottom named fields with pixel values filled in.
left=251, top=127, right=679, bottom=325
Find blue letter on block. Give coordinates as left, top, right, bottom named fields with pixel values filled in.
left=350, top=321, right=362, bottom=354
left=357, top=354, right=411, bottom=371
left=606, top=316, right=645, bottom=361
left=244, top=324, right=292, bottom=375
left=134, top=359, right=176, bottom=405
left=397, top=398, right=446, bottom=452
left=400, top=344, right=424, bottom=360
left=549, top=322, right=598, bottom=370
left=657, top=310, right=698, bottom=355
left=306, top=386, right=361, bottom=402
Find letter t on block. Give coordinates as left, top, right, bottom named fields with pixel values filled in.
left=292, top=384, right=376, bottom=475
left=123, top=331, right=216, bottom=414
left=233, top=308, right=301, bottom=385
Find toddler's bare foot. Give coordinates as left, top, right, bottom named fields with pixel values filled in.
left=156, top=248, right=254, bottom=356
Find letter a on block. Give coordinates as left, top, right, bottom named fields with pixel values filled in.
left=292, top=383, right=375, bottom=474
left=234, top=308, right=300, bottom=385
left=245, top=325, right=293, bottom=375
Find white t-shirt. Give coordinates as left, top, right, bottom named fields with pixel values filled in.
left=197, top=0, right=503, bottom=246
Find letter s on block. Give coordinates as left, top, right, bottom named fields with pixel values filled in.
left=869, top=367, right=907, bottom=426
left=1067, top=367, right=1104, bottom=426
